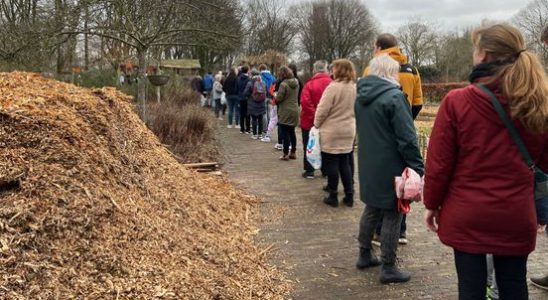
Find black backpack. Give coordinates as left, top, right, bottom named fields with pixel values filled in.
left=400, top=64, right=418, bottom=75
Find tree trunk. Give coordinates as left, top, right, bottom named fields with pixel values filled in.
left=137, top=48, right=147, bottom=120
left=84, top=6, right=89, bottom=71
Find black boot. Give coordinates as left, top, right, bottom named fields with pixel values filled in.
left=323, top=191, right=338, bottom=207
left=531, top=274, right=548, bottom=290
left=342, top=193, right=354, bottom=207
left=380, top=264, right=411, bottom=284
left=356, top=247, right=381, bottom=269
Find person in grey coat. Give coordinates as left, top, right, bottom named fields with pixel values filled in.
left=244, top=71, right=267, bottom=139
left=354, top=54, right=424, bottom=284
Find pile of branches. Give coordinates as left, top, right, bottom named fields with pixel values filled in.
left=422, top=82, right=469, bottom=103
left=0, top=72, right=290, bottom=299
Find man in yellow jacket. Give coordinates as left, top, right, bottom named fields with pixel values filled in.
left=363, top=33, right=423, bottom=119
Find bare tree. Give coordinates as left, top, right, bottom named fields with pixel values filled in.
left=397, top=17, right=439, bottom=67
left=292, top=0, right=377, bottom=72
left=243, top=0, right=297, bottom=56
left=0, top=0, right=56, bottom=70
left=434, top=29, right=474, bottom=82
left=514, top=0, right=548, bottom=63
left=59, top=0, right=239, bottom=119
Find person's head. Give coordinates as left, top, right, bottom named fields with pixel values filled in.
left=259, top=64, right=268, bottom=71
left=331, top=59, right=357, bottom=83
left=368, top=54, right=400, bottom=84
left=228, top=67, right=238, bottom=77
left=278, top=66, right=294, bottom=80
left=215, top=74, right=222, bottom=82
left=240, top=65, right=249, bottom=74
left=289, top=63, right=299, bottom=78
left=375, top=33, right=398, bottom=54
left=313, top=60, right=329, bottom=74
left=472, top=23, right=548, bottom=132
left=542, top=26, right=548, bottom=46
left=251, top=69, right=260, bottom=77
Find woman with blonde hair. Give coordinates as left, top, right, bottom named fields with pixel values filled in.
left=314, top=59, right=358, bottom=207
left=424, top=23, right=548, bottom=299
left=354, top=54, right=424, bottom=284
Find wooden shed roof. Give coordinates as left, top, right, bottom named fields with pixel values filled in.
left=160, top=59, right=201, bottom=69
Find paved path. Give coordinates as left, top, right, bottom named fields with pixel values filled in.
left=219, top=124, right=548, bottom=300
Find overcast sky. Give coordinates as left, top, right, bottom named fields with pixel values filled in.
left=288, top=0, right=530, bottom=32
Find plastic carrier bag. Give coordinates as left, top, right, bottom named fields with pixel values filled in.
left=306, top=127, right=322, bottom=170
left=395, top=168, right=423, bottom=214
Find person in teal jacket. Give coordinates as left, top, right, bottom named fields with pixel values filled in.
left=354, top=54, right=424, bottom=284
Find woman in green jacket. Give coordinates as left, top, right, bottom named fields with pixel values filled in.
left=276, top=66, right=300, bottom=160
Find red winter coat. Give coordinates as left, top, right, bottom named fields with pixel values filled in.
left=300, top=72, right=332, bottom=130
left=424, top=81, right=548, bottom=256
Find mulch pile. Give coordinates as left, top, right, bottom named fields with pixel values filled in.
left=0, top=72, right=290, bottom=299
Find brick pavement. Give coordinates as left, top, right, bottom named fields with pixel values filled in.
left=219, top=124, right=548, bottom=300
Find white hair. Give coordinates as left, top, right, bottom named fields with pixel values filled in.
left=313, top=60, right=328, bottom=73
left=215, top=74, right=223, bottom=81
left=368, top=54, right=400, bottom=85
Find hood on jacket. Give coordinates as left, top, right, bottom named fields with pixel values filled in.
left=261, top=70, right=275, bottom=81
left=379, top=47, right=408, bottom=65
left=357, top=75, right=401, bottom=105
left=284, top=78, right=299, bottom=89
left=467, top=80, right=510, bottom=127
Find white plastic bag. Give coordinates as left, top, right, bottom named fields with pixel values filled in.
left=306, top=127, right=322, bottom=170
left=200, top=94, right=207, bottom=107
left=220, top=92, right=227, bottom=105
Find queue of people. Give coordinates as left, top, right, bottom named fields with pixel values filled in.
left=193, top=22, right=547, bottom=299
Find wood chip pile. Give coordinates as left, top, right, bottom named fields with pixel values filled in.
left=0, top=72, right=290, bottom=299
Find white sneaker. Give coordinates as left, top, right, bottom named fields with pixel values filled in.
left=227, top=125, right=233, bottom=129
left=261, top=136, right=271, bottom=142
left=235, top=125, right=240, bottom=129
left=218, top=117, right=223, bottom=121
left=251, top=135, right=259, bottom=140
left=274, top=144, right=283, bottom=150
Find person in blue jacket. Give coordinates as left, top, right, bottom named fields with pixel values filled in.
left=203, top=71, right=214, bottom=107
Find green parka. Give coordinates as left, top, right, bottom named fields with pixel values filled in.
left=276, top=78, right=300, bottom=127
left=355, top=75, right=424, bottom=209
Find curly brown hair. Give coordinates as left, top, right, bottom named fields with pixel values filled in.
left=278, top=66, right=294, bottom=80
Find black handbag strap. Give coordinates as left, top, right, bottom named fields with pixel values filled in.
left=476, top=84, right=535, bottom=169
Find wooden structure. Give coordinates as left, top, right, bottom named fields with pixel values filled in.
left=159, top=59, right=201, bottom=76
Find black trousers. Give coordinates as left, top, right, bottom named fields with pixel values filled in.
left=239, top=100, right=250, bottom=133
left=453, top=250, right=528, bottom=300
left=251, top=114, right=264, bottom=136
left=301, top=129, right=315, bottom=173
left=322, top=152, right=353, bottom=195
left=279, top=124, right=297, bottom=155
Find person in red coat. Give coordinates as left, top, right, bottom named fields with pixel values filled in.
left=300, top=60, right=332, bottom=178
left=423, top=23, right=548, bottom=300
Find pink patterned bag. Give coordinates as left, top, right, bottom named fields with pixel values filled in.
left=394, top=168, right=423, bottom=214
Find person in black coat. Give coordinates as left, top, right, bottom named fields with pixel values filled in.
left=237, top=66, right=251, bottom=133
left=223, top=68, right=240, bottom=128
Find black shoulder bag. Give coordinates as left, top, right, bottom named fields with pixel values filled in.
left=476, top=84, right=548, bottom=201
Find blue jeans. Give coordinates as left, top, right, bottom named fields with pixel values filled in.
left=536, top=197, right=548, bottom=225
left=226, top=95, right=240, bottom=125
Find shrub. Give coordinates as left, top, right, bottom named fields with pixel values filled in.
left=146, top=87, right=219, bottom=163
left=422, top=82, right=468, bottom=103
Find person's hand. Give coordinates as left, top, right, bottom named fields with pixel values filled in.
left=424, top=209, right=440, bottom=232
left=538, top=224, right=546, bottom=234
